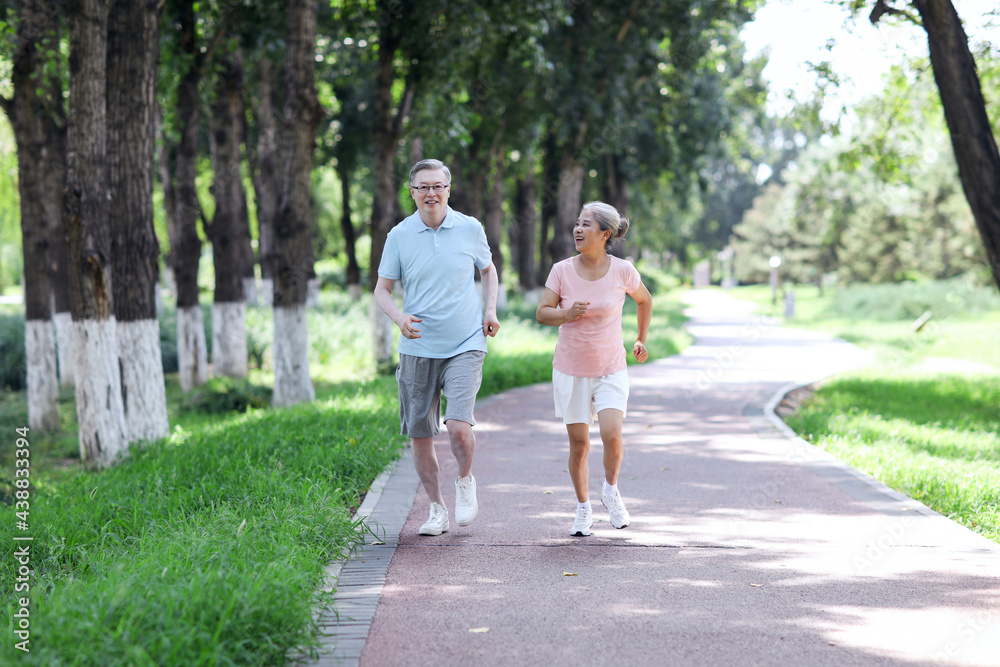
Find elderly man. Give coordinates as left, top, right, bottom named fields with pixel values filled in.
left=373, top=158, right=500, bottom=535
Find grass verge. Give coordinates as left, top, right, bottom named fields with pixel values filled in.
left=730, top=280, right=1000, bottom=545
left=0, top=289, right=690, bottom=665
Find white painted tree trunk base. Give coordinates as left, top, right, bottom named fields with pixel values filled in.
left=259, top=278, right=274, bottom=307
left=25, top=319, right=60, bottom=431
left=243, top=277, right=258, bottom=307
left=73, top=318, right=127, bottom=467
left=177, top=305, right=208, bottom=391
left=306, top=278, right=320, bottom=308
left=273, top=304, right=314, bottom=406
left=53, top=312, right=75, bottom=388
left=212, top=301, right=248, bottom=378
left=370, top=297, right=395, bottom=370
left=347, top=283, right=363, bottom=301
left=118, top=319, right=169, bottom=443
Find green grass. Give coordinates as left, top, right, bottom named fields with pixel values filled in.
left=730, top=280, right=1000, bottom=545
left=786, top=374, right=1000, bottom=543
left=0, top=288, right=690, bottom=666
left=1, top=376, right=403, bottom=666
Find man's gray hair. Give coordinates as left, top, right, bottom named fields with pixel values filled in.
left=409, top=159, right=452, bottom=185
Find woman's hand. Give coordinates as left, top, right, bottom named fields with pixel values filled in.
left=633, top=340, right=648, bottom=363
left=567, top=301, right=590, bottom=322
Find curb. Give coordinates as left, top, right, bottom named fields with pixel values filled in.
left=301, top=448, right=418, bottom=667
left=760, top=378, right=1000, bottom=553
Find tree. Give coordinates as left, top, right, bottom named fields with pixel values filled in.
left=538, top=0, right=757, bottom=270
left=107, top=0, right=169, bottom=444
left=868, top=0, right=1000, bottom=291
left=162, top=0, right=223, bottom=391
left=246, top=55, right=280, bottom=305
left=271, top=0, right=319, bottom=406
left=1, top=0, right=59, bottom=430
left=63, top=0, right=127, bottom=466
left=207, top=42, right=250, bottom=379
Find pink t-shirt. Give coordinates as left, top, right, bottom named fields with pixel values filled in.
left=545, top=256, right=642, bottom=377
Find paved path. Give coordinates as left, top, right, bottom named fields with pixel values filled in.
left=309, top=290, right=1000, bottom=666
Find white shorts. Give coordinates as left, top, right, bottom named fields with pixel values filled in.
left=552, top=368, right=630, bottom=425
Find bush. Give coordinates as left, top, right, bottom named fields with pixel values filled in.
left=180, top=376, right=272, bottom=414
left=0, top=313, right=25, bottom=390
left=158, top=308, right=179, bottom=373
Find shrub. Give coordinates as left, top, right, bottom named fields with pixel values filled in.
left=180, top=376, right=272, bottom=414
left=0, top=313, right=25, bottom=390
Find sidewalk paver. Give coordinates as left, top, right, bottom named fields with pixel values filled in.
left=312, top=289, right=1000, bottom=666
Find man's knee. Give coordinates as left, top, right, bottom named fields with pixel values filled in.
left=445, top=419, right=473, bottom=437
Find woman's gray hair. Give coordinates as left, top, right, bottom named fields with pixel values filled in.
left=582, top=201, right=630, bottom=250
left=409, top=159, right=452, bottom=185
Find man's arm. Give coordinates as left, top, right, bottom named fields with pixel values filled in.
left=480, top=261, right=500, bottom=337
left=373, top=276, right=423, bottom=339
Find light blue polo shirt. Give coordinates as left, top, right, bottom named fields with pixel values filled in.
left=378, top=207, right=493, bottom=359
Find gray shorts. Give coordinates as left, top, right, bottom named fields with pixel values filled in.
left=396, top=350, right=486, bottom=438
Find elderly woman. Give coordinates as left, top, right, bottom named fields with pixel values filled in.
left=536, top=201, right=653, bottom=536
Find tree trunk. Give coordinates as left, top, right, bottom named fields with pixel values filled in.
left=336, top=157, right=361, bottom=297
left=514, top=161, right=538, bottom=293
left=462, top=147, right=487, bottom=223
left=604, top=153, right=628, bottom=259
left=553, top=153, right=584, bottom=262
left=208, top=46, right=249, bottom=378
left=483, top=156, right=505, bottom=309
left=171, top=0, right=208, bottom=390
left=107, top=0, right=169, bottom=444
left=911, top=0, right=1000, bottom=290
left=369, top=30, right=404, bottom=293
left=64, top=0, right=127, bottom=467
left=157, top=108, right=177, bottom=296
left=538, top=131, right=559, bottom=283
left=7, top=0, right=59, bottom=431
left=368, top=27, right=415, bottom=371
left=24, top=7, right=73, bottom=392
left=250, top=58, right=279, bottom=306
left=272, top=0, right=319, bottom=407
left=46, top=101, right=72, bottom=389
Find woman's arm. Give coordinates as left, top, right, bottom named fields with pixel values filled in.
left=536, top=287, right=588, bottom=327
left=630, top=282, right=652, bottom=362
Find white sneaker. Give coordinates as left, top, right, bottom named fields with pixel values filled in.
left=602, top=490, right=631, bottom=529
left=419, top=502, right=450, bottom=536
left=455, top=475, right=478, bottom=527
left=571, top=506, right=592, bottom=536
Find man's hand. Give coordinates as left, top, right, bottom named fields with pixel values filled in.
left=398, top=315, right=423, bottom=339
left=484, top=310, right=500, bottom=338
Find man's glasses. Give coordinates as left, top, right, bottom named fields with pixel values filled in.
left=411, top=184, right=450, bottom=193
